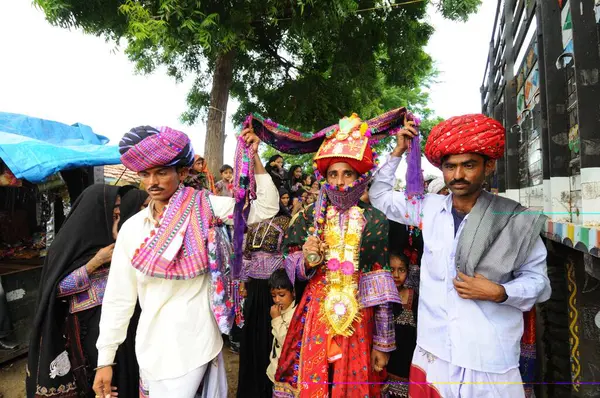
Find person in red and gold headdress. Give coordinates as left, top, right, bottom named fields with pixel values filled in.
left=271, top=113, right=401, bottom=398
left=370, top=114, right=550, bottom=398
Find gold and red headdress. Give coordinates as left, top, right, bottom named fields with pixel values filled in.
left=313, top=113, right=375, bottom=176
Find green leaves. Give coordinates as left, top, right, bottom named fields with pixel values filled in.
left=34, top=0, right=476, bottom=160
left=434, top=0, right=481, bottom=22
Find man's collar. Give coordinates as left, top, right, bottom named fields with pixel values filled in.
left=441, top=193, right=453, bottom=213
left=441, top=190, right=489, bottom=214
left=144, top=200, right=160, bottom=223
left=143, top=203, right=154, bottom=222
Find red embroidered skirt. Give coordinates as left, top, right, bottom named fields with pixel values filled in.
left=274, top=269, right=384, bottom=397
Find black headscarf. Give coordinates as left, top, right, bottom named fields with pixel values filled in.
left=278, top=187, right=292, bottom=217
left=118, top=189, right=149, bottom=230
left=27, top=184, right=119, bottom=398
left=117, top=184, right=138, bottom=199
left=265, top=154, right=286, bottom=189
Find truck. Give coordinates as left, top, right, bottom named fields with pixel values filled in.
left=480, top=1, right=600, bottom=397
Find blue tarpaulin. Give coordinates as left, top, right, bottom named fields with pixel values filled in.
left=0, top=112, right=121, bottom=183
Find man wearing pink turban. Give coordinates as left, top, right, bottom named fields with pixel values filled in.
left=370, top=114, right=551, bottom=398
left=93, top=126, right=280, bottom=398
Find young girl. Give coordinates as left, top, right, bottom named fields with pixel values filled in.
left=383, top=251, right=419, bottom=398
left=265, top=154, right=287, bottom=190
left=184, top=155, right=217, bottom=193
left=266, top=269, right=296, bottom=388
left=287, top=165, right=304, bottom=196
left=302, top=174, right=316, bottom=191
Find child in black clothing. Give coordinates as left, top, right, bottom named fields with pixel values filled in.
left=383, top=251, right=419, bottom=398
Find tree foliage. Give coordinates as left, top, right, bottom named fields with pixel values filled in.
left=259, top=75, right=445, bottom=174
left=34, top=0, right=480, bottom=172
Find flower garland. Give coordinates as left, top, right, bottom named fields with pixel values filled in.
left=403, top=113, right=425, bottom=230
left=207, top=222, right=235, bottom=334
left=232, top=279, right=245, bottom=328
left=231, top=116, right=257, bottom=279
left=250, top=112, right=314, bottom=140
left=320, top=205, right=365, bottom=337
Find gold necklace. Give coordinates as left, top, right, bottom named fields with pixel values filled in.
left=320, top=205, right=364, bottom=337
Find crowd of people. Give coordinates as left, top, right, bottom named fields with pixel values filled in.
left=25, top=110, right=550, bottom=398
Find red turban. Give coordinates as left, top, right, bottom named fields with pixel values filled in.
left=424, top=114, right=505, bottom=168
left=315, top=144, right=374, bottom=176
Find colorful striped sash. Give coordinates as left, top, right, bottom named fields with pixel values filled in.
left=132, top=186, right=210, bottom=280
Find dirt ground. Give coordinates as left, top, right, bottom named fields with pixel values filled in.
left=0, top=356, right=26, bottom=398
left=0, top=349, right=240, bottom=398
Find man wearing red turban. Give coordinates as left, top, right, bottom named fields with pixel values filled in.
left=370, top=114, right=551, bottom=398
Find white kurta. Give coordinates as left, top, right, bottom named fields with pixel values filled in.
left=370, top=155, right=551, bottom=374
left=96, top=174, right=279, bottom=381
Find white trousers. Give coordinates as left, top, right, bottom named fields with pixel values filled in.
left=142, top=353, right=227, bottom=398
left=408, top=346, right=525, bottom=398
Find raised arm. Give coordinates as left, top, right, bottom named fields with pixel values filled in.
left=209, top=128, right=279, bottom=225
left=369, top=121, right=421, bottom=226
left=210, top=173, right=279, bottom=225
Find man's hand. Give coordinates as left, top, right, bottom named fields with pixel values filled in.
left=270, top=304, right=282, bottom=319
left=371, top=349, right=390, bottom=373
left=302, top=236, right=327, bottom=267
left=453, top=272, right=508, bottom=303
left=391, top=116, right=419, bottom=158
left=240, top=126, right=268, bottom=175
left=92, top=366, right=118, bottom=398
left=240, top=127, right=260, bottom=152
left=291, top=198, right=303, bottom=215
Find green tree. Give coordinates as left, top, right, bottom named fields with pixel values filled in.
left=34, top=0, right=480, bottom=173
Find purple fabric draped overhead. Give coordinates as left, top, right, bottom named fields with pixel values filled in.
left=230, top=108, right=422, bottom=278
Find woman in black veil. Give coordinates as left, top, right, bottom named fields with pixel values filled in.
left=26, top=185, right=147, bottom=398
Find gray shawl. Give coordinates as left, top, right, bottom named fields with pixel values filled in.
left=455, top=191, right=547, bottom=283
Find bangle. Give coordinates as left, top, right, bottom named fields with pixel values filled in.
left=94, top=363, right=116, bottom=371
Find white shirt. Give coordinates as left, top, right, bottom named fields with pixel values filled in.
left=97, top=174, right=279, bottom=381
left=370, top=155, right=551, bottom=373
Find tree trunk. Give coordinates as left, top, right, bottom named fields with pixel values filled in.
left=204, top=50, right=236, bottom=176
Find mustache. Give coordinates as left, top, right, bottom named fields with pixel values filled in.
left=449, top=179, right=470, bottom=186
left=148, top=186, right=164, bottom=192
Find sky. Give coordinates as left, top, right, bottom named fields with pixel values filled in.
left=0, top=0, right=497, bottom=180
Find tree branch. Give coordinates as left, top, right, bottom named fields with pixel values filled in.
left=247, top=37, right=303, bottom=80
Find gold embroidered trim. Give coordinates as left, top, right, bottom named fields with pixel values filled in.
left=35, top=382, right=77, bottom=396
